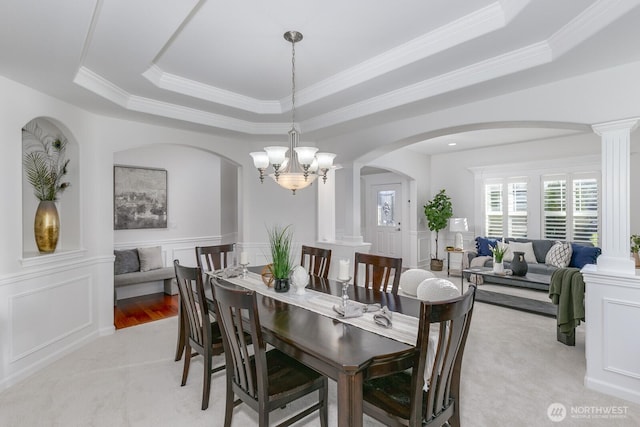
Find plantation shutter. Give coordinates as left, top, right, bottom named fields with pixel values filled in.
left=507, top=181, right=527, bottom=237
left=543, top=178, right=567, bottom=240
left=485, top=183, right=503, bottom=237
left=573, top=177, right=598, bottom=243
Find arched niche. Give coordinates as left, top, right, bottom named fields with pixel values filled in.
left=22, top=117, right=81, bottom=258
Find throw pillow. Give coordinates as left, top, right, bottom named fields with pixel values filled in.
left=570, top=244, right=602, bottom=269
left=138, top=246, right=164, bottom=272
left=503, top=241, right=538, bottom=264
left=476, top=237, right=498, bottom=257
left=114, top=249, right=140, bottom=275
left=545, top=241, right=572, bottom=268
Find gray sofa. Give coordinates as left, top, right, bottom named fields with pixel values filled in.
left=467, top=237, right=601, bottom=288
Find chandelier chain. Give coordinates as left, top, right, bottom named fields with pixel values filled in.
left=291, top=37, right=296, bottom=128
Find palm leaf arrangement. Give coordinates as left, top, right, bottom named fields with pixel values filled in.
left=267, top=224, right=294, bottom=279
left=22, top=122, right=70, bottom=201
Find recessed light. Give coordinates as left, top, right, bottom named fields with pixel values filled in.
left=448, top=142, right=456, bottom=146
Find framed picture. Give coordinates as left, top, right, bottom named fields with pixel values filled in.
left=114, top=165, right=167, bottom=230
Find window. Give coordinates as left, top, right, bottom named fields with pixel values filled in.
left=485, top=183, right=503, bottom=237
left=573, top=177, right=598, bottom=244
left=542, top=174, right=598, bottom=243
left=543, top=179, right=567, bottom=240
left=377, top=190, right=396, bottom=226
left=477, top=162, right=600, bottom=243
left=484, top=179, right=527, bottom=237
left=508, top=181, right=527, bottom=237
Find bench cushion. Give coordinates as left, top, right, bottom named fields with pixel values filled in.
left=114, top=267, right=175, bottom=287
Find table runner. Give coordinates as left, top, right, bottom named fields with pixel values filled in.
left=209, top=271, right=420, bottom=346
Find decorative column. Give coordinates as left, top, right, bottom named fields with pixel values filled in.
left=317, top=168, right=336, bottom=242
left=592, top=118, right=639, bottom=274
left=583, top=118, right=640, bottom=405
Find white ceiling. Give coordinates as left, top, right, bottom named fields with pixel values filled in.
left=2, top=0, right=640, bottom=152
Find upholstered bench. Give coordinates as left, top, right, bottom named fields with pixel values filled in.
left=113, top=246, right=177, bottom=305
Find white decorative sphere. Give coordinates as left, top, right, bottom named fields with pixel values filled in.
left=416, top=278, right=459, bottom=301
left=291, top=265, right=309, bottom=294
left=399, top=269, right=436, bottom=296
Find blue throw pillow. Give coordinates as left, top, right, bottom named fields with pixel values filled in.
left=570, top=244, right=602, bottom=269
left=476, top=237, right=498, bottom=257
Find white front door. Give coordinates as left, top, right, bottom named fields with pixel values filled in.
left=370, top=183, right=402, bottom=257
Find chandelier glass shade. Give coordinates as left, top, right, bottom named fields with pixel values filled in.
left=250, top=31, right=336, bottom=195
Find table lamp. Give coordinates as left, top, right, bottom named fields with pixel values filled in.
left=449, top=218, right=468, bottom=250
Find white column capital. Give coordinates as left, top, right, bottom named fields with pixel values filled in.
left=592, top=118, right=639, bottom=136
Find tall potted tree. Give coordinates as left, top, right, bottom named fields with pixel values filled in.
left=424, top=189, right=453, bottom=271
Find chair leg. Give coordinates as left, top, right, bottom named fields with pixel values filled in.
left=224, top=377, right=234, bottom=427
left=174, top=303, right=185, bottom=361
left=181, top=343, right=191, bottom=386
left=201, top=354, right=212, bottom=410
left=319, top=378, right=328, bottom=427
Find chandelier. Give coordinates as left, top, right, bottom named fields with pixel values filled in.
left=250, top=31, right=336, bottom=195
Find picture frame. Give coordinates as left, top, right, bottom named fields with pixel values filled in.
left=114, top=165, right=167, bottom=230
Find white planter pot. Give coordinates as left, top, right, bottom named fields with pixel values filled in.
left=493, top=261, right=504, bottom=274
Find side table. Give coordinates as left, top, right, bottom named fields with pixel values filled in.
left=446, top=249, right=468, bottom=277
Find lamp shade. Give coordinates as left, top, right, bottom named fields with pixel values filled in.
left=294, top=146, right=318, bottom=165
left=315, top=152, right=336, bottom=170
left=250, top=151, right=269, bottom=169
left=449, top=218, right=468, bottom=232
left=264, top=146, right=289, bottom=165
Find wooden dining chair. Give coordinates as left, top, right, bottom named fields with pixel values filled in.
left=362, top=285, right=477, bottom=427
left=353, top=252, right=403, bottom=294
left=174, top=243, right=236, bottom=362
left=300, top=245, right=332, bottom=278
left=196, top=243, right=236, bottom=272
left=211, top=278, right=329, bottom=427
left=173, top=260, right=225, bottom=410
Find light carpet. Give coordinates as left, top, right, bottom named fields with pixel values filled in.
left=1, top=286, right=639, bottom=426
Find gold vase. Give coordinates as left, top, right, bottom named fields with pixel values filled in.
left=34, top=201, right=59, bottom=253
left=634, top=252, right=640, bottom=269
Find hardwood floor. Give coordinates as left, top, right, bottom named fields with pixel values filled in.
left=114, top=293, right=179, bottom=330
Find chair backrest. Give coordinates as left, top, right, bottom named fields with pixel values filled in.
left=412, top=285, right=476, bottom=425
left=211, top=279, right=267, bottom=402
left=195, top=243, right=235, bottom=272
left=300, top=245, right=332, bottom=279
left=353, top=252, right=402, bottom=293
left=173, top=260, right=212, bottom=351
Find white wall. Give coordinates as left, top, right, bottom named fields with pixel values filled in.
left=114, top=144, right=223, bottom=246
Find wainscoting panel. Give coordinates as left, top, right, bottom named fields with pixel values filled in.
left=10, top=275, right=92, bottom=362
left=603, top=298, right=640, bottom=379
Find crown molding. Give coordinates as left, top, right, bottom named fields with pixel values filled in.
left=295, top=2, right=509, bottom=107
left=74, top=66, right=290, bottom=135
left=549, top=0, right=640, bottom=58
left=142, top=64, right=283, bottom=114
left=302, top=42, right=552, bottom=132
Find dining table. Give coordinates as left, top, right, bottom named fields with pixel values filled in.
left=206, top=267, right=423, bottom=427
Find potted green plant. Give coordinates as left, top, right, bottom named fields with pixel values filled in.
left=22, top=122, right=70, bottom=253
left=631, top=234, right=640, bottom=268
left=423, top=189, right=453, bottom=271
left=489, top=242, right=507, bottom=274
left=267, top=224, right=294, bottom=292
